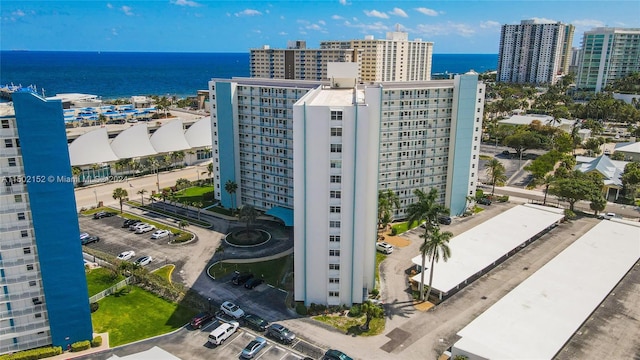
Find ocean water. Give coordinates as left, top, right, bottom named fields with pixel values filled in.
left=0, top=51, right=497, bottom=100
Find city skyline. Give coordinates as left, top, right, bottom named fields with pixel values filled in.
left=1, top=0, right=639, bottom=53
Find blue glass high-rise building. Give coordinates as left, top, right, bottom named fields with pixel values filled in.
left=0, top=92, right=93, bottom=354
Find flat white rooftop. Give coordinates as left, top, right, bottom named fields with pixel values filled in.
left=453, top=219, right=640, bottom=360
left=411, top=204, right=565, bottom=295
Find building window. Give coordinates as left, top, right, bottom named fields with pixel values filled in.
left=35, top=313, right=42, bottom=318
left=329, top=291, right=340, bottom=297
left=329, top=221, right=341, bottom=228
left=329, top=235, right=341, bottom=242
left=4, top=139, right=13, bottom=148
left=26, top=264, right=34, bottom=271
left=330, top=190, right=341, bottom=199
left=330, top=144, right=342, bottom=153
left=32, top=297, right=42, bottom=305
left=23, top=247, right=31, bottom=254
left=8, top=158, right=16, bottom=167
left=330, top=160, right=342, bottom=169
left=331, top=111, right=343, bottom=121
left=21, top=230, right=28, bottom=237
left=331, top=127, right=342, bottom=136
left=17, top=212, right=26, bottom=221
left=329, top=249, right=341, bottom=256
left=329, top=278, right=340, bottom=284
left=329, top=264, right=340, bottom=270
left=14, top=195, right=22, bottom=203
left=29, top=280, right=37, bottom=286
left=330, top=175, right=341, bottom=183
left=330, top=206, right=341, bottom=213
left=1, top=120, right=9, bottom=128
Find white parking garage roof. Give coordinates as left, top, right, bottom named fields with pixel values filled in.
left=453, top=219, right=640, bottom=360
left=411, top=204, right=565, bottom=296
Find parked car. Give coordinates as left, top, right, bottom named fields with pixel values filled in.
left=242, top=313, right=269, bottom=331
left=190, top=311, right=214, bottom=329
left=598, top=212, right=616, bottom=220
left=244, top=278, right=264, bottom=289
left=208, top=321, right=239, bottom=346
left=323, top=349, right=353, bottom=360
left=151, top=229, right=170, bottom=239
left=123, top=219, right=141, bottom=228
left=376, top=242, right=393, bottom=254
left=267, top=323, right=296, bottom=344
left=135, top=224, right=156, bottom=234
left=93, top=211, right=116, bottom=219
left=80, top=232, right=90, bottom=241
left=477, top=197, right=492, bottom=205
left=130, top=222, right=147, bottom=231
left=241, top=336, right=267, bottom=359
left=438, top=216, right=452, bottom=225
left=232, top=272, right=254, bottom=285
left=501, top=150, right=511, bottom=156
left=81, top=235, right=100, bottom=245
left=117, top=250, right=136, bottom=261
left=134, top=256, right=152, bottom=266
left=221, top=301, right=245, bottom=319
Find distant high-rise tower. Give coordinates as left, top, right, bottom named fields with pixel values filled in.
left=0, top=92, right=93, bottom=354
left=321, top=31, right=433, bottom=82
left=497, top=19, right=574, bottom=84
left=576, top=27, right=640, bottom=93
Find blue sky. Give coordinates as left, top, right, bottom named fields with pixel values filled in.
left=1, top=1, right=639, bottom=53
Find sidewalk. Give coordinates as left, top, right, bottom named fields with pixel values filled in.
left=47, top=333, right=109, bottom=360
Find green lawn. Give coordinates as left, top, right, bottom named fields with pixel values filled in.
left=86, top=267, right=124, bottom=297
left=391, top=221, right=420, bottom=235
left=313, top=314, right=384, bottom=336
left=375, top=252, right=387, bottom=287
left=91, top=286, right=197, bottom=346
left=174, top=186, right=215, bottom=207
left=153, top=265, right=175, bottom=284
left=80, top=206, right=111, bottom=216
left=208, top=255, right=292, bottom=288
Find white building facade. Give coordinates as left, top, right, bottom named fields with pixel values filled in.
left=497, top=20, right=574, bottom=84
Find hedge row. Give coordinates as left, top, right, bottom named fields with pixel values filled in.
left=0, top=346, right=62, bottom=360
left=70, top=340, right=91, bottom=352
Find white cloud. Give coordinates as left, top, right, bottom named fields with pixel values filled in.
left=111, top=28, right=118, bottom=36
left=279, top=31, right=288, bottom=35
left=106, top=3, right=113, bottom=9
left=389, top=8, right=408, bottom=18
left=415, top=7, right=438, bottom=16
left=12, top=9, right=25, bottom=17
left=318, top=20, right=326, bottom=25
left=364, top=10, right=389, bottom=19
left=572, top=19, right=605, bottom=28
left=307, top=24, right=322, bottom=30
left=121, top=6, right=134, bottom=16
left=530, top=17, right=557, bottom=23
left=235, top=9, right=262, bottom=17
left=480, top=20, right=500, bottom=29
left=171, top=0, right=201, bottom=7
left=332, top=15, right=343, bottom=20
left=265, top=9, right=269, bottom=14
left=415, top=22, right=475, bottom=37
left=280, top=15, right=285, bottom=20
left=339, top=0, right=347, bottom=5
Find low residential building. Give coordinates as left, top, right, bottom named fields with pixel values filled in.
left=613, top=141, right=640, bottom=161
left=498, top=113, right=576, bottom=133
left=575, top=155, right=629, bottom=201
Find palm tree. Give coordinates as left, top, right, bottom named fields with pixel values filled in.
left=405, top=188, right=449, bottom=230
left=378, top=189, right=400, bottom=230
left=148, top=158, right=160, bottom=191
left=419, top=226, right=453, bottom=302
left=485, top=158, right=507, bottom=196
left=163, top=154, right=172, bottom=171
left=360, top=301, right=384, bottom=331
left=193, top=201, right=203, bottom=220
left=168, top=192, right=178, bottom=214
left=137, top=189, right=148, bottom=206
left=112, top=188, right=128, bottom=214
left=224, top=180, right=238, bottom=212
left=178, top=220, right=189, bottom=230
left=238, top=205, right=258, bottom=229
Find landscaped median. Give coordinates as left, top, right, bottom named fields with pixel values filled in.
left=207, top=254, right=293, bottom=289
left=126, top=200, right=212, bottom=228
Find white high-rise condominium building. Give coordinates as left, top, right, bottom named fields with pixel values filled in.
left=210, top=65, right=484, bottom=305
left=320, top=31, right=433, bottom=82
left=497, top=20, right=574, bottom=84
left=250, top=41, right=359, bottom=81
left=576, top=27, right=640, bottom=93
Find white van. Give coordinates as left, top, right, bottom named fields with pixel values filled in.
left=208, top=321, right=239, bottom=345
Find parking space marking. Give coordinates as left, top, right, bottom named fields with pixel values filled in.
left=253, top=344, right=272, bottom=359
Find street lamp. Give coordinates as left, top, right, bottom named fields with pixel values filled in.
left=155, top=165, right=160, bottom=192
left=93, top=189, right=98, bottom=206
left=207, top=297, right=212, bottom=312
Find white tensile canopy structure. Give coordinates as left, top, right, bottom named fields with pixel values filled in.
left=67, top=117, right=211, bottom=166
left=68, top=128, right=119, bottom=166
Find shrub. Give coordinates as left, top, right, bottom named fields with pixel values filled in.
left=475, top=189, right=484, bottom=199
left=370, top=288, right=380, bottom=298
left=497, top=195, right=509, bottom=202
left=348, top=304, right=362, bottom=317
left=564, top=209, right=577, bottom=220
left=70, top=340, right=91, bottom=352
left=390, top=227, right=397, bottom=236
left=0, top=346, right=62, bottom=360
left=90, top=302, right=99, bottom=313
left=91, top=336, right=103, bottom=348
left=295, top=302, right=308, bottom=315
